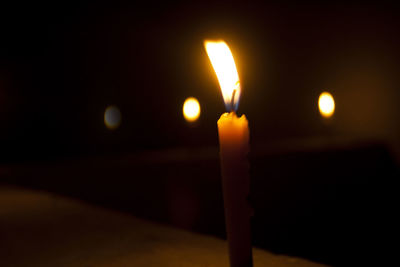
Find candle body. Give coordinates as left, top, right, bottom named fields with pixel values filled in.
left=218, top=112, right=252, bottom=267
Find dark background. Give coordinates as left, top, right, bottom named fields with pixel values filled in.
left=1, top=0, right=399, bottom=160
left=1, top=1, right=399, bottom=266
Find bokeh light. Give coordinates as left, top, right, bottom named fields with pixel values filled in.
left=104, top=105, right=121, bottom=130
left=318, top=92, right=335, bottom=118
left=183, top=97, right=200, bottom=122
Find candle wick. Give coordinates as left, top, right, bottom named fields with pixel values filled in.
left=230, top=89, right=236, bottom=112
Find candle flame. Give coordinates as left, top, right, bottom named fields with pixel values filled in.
left=204, top=40, right=241, bottom=111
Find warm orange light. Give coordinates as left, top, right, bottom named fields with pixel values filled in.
left=183, top=97, right=201, bottom=122
left=104, top=105, right=121, bottom=129
left=204, top=40, right=241, bottom=111
left=318, top=92, right=335, bottom=118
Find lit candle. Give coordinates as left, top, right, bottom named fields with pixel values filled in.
left=204, top=40, right=252, bottom=267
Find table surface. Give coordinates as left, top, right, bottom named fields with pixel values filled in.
left=0, top=186, right=328, bottom=267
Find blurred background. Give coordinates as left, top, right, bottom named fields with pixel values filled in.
left=1, top=0, right=399, bottom=266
